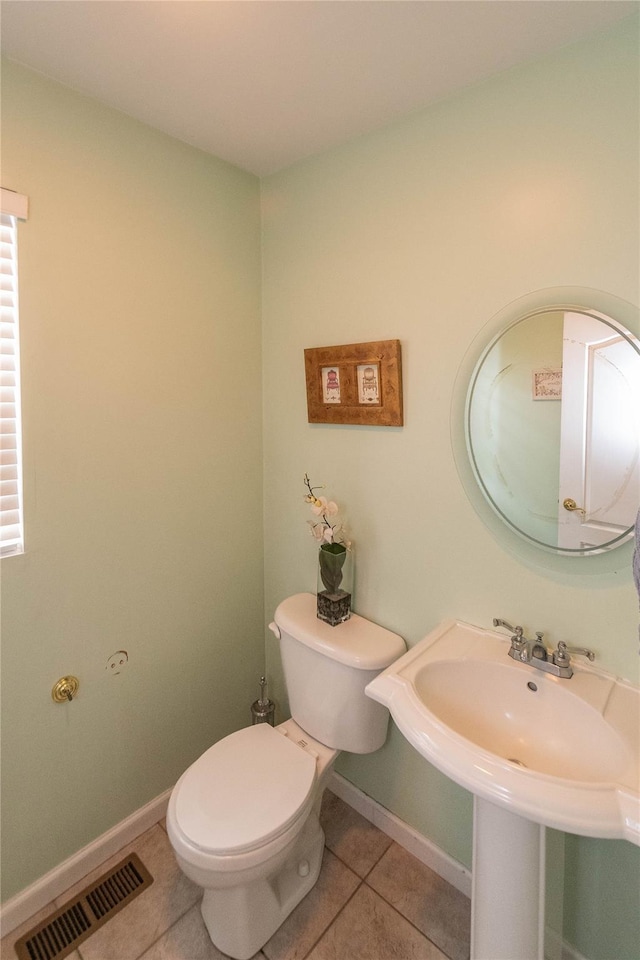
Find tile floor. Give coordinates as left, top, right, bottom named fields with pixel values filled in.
left=1, top=791, right=471, bottom=960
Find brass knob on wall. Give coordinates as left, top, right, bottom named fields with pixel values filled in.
left=51, top=676, right=79, bottom=703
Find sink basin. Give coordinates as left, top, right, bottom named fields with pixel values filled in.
left=366, top=619, right=640, bottom=843
left=415, top=659, right=629, bottom=782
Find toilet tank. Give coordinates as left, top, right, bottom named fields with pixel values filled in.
left=272, top=593, right=405, bottom=754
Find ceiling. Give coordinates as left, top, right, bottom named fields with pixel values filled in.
left=1, top=0, right=637, bottom=176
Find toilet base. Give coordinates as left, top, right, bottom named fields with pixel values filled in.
left=199, top=812, right=325, bottom=960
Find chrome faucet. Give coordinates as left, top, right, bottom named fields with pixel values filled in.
left=492, top=618, right=595, bottom=679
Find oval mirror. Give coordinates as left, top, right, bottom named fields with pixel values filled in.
left=466, top=306, right=640, bottom=555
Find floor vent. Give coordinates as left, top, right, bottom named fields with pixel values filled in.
left=14, top=854, right=153, bottom=960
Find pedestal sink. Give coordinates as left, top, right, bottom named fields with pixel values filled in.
left=365, top=619, right=640, bottom=960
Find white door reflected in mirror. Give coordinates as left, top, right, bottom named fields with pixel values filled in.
left=558, top=313, right=640, bottom=550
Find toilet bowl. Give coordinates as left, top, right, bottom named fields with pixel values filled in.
left=167, top=718, right=337, bottom=959
left=166, top=592, right=405, bottom=960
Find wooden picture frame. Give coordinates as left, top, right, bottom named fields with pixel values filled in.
left=304, top=339, right=403, bottom=426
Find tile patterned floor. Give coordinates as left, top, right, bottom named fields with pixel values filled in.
left=1, top=791, right=470, bottom=960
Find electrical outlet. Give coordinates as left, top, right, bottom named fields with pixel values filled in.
left=106, top=650, right=129, bottom=675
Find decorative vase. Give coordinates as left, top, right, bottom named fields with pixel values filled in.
left=317, top=542, right=353, bottom=626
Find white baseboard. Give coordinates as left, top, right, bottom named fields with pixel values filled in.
left=328, top=771, right=472, bottom=898
left=0, top=788, right=171, bottom=937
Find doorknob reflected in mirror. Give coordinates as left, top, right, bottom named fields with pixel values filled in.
left=563, top=498, right=586, bottom=518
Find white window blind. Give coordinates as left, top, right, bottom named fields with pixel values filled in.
left=1, top=191, right=27, bottom=558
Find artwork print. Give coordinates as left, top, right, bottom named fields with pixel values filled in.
left=532, top=368, right=562, bottom=400
left=321, top=366, right=342, bottom=403
left=357, top=363, right=380, bottom=404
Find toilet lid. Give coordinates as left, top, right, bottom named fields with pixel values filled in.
left=173, top=724, right=317, bottom=856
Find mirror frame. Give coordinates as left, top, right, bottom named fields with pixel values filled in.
left=451, top=287, right=640, bottom=560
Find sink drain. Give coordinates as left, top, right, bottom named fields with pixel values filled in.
left=507, top=757, right=528, bottom=768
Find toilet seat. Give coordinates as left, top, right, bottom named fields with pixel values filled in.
left=171, top=724, right=317, bottom=857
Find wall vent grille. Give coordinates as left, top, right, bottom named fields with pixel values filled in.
left=14, top=854, right=153, bottom=960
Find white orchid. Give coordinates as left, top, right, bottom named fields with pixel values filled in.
left=303, top=475, right=348, bottom=547
left=309, top=521, right=334, bottom=543
left=310, top=495, right=338, bottom=518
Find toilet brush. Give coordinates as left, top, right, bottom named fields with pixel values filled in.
left=251, top=676, right=275, bottom=725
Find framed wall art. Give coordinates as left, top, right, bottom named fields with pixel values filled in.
left=304, top=339, right=403, bottom=426
left=532, top=368, right=562, bottom=400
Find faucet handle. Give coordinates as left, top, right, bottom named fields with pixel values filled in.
left=493, top=619, right=528, bottom=661
left=552, top=641, right=595, bottom=667
left=567, top=644, right=596, bottom=662
left=493, top=619, right=523, bottom=639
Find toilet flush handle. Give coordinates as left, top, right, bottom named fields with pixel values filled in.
left=268, top=622, right=281, bottom=640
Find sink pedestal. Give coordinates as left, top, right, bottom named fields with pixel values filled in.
left=472, top=797, right=545, bottom=960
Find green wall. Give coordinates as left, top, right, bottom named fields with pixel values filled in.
left=261, top=16, right=639, bottom=960
left=0, top=61, right=264, bottom=900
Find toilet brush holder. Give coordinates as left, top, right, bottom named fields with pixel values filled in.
left=251, top=676, right=275, bottom=725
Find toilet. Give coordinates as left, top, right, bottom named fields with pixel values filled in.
left=166, top=592, right=405, bottom=960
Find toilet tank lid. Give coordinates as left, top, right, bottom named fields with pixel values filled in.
left=274, top=593, right=405, bottom=670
